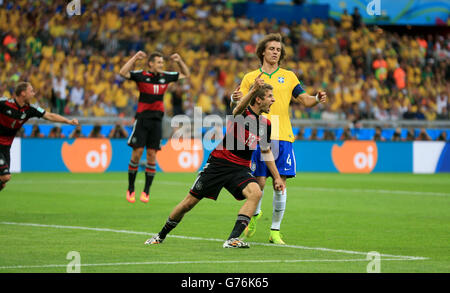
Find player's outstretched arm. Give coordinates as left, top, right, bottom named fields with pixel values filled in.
left=293, top=91, right=327, bottom=107
left=43, top=112, right=79, bottom=126
left=232, top=72, right=264, bottom=116
left=170, top=53, right=190, bottom=79
left=119, top=51, right=147, bottom=79
left=261, top=149, right=285, bottom=191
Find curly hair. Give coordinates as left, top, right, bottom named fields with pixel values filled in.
left=255, top=33, right=286, bottom=66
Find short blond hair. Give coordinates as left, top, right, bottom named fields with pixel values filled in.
left=15, top=82, right=31, bottom=97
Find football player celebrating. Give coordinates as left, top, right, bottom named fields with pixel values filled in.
left=232, top=33, right=327, bottom=244
left=145, top=74, right=285, bottom=248
left=119, top=51, right=189, bottom=203
left=0, top=82, right=79, bottom=191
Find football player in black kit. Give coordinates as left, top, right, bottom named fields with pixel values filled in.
left=119, top=51, right=190, bottom=203
left=0, top=82, right=79, bottom=191
left=145, top=73, right=285, bottom=248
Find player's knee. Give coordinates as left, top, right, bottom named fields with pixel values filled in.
left=256, top=177, right=266, bottom=189
left=131, top=148, right=144, bottom=162
left=244, top=183, right=262, bottom=202
left=253, top=189, right=262, bottom=201
left=0, top=174, right=11, bottom=183
left=146, top=149, right=156, bottom=163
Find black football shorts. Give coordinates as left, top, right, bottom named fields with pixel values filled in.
left=0, top=145, right=11, bottom=175
left=127, top=118, right=162, bottom=150
left=189, top=156, right=258, bottom=201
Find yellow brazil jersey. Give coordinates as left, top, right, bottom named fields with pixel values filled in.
left=240, top=68, right=305, bottom=143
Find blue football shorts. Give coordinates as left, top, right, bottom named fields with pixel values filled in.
left=251, top=140, right=296, bottom=178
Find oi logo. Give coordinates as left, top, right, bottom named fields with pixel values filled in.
left=331, top=141, right=378, bottom=173
left=61, top=139, right=112, bottom=173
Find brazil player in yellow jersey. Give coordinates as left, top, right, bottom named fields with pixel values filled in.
left=232, top=33, right=327, bottom=244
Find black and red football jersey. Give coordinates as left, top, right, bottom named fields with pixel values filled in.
left=0, top=97, right=46, bottom=146
left=211, top=107, right=271, bottom=167
left=129, top=70, right=179, bottom=120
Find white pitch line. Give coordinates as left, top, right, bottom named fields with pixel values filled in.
left=10, top=179, right=450, bottom=197
left=293, top=186, right=450, bottom=197
left=0, top=221, right=428, bottom=261
left=0, top=258, right=422, bottom=270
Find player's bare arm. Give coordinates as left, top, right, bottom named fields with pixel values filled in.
left=43, top=112, right=79, bottom=126
left=170, top=53, right=190, bottom=79
left=232, top=72, right=264, bottom=116
left=293, top=91, right=327, bottom=107
left=119, top=51, right=147, bottom=79
left=260, top=148, right=285, bottom=191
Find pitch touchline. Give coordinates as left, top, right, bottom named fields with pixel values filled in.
left=11, top=179, right=450, bottom=197
left=294, top=186, right=450, bottom=197
left=0, top=258, right=422, bottom=270
left=0, top=222, right=428, bottom=261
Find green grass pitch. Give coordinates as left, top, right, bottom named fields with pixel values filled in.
left=0, top=172, right=449, bottom=273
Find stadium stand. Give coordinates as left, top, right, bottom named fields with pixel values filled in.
left=0, top=0, right=448, bottom=140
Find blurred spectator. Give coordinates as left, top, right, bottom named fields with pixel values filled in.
left=437, top=130, right=448, bottom=141
left=321, top=104, right=339, bottom=121
left=295, top=128, right=305, bottom=140
left=392, top=127, right=402, bottom=141
left=351, top=8, right=362, bottom=30
left=69, top=80, right=84, bottom=108
left=416, top=128, right=431, bottom=141
left=323, top=129, right=336, bottom=141
left=89, top=124, right=105, bottom=138
left=69, top=125, right=84, bottom=138
left=403, top=105, right=417, bottom=120
left=109, top=122, right=128, bottom=138
left=104, top=100, right=119, bottom=116
left=29, top=124, right=44, bottom=138
left=52, top=74, right=68, bottom=115
left=405, top=129, right=415, bottom=141
left=436, top=91, right=448, bottom=119
left=309, top=128, right=318, bottom=140
left=339, top=126, right=354, bottom=140
left=372, top=53, right=388, bottom=82
left=340, top=9, right=352, bottom=30
left=373, top=126, right=386, bottom=141
left=416, top=105, right=426, bottom=120
left=393, top=63, right=406, bottom=90
left=48, top=126, right=65, bottom=138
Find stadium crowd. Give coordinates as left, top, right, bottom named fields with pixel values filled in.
left=0, top=0, right=449, bottom=127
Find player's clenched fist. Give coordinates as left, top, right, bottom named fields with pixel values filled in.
left=170, top=53, right=182, bottom=62
left=231, top=85, right=243, bottom=103
left=134, top=51, right=147, bottom=60
left=317, top=91, right=327, bottom=104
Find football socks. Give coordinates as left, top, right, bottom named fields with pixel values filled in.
left=128, top=160, right=139, bottom=192
left=159, top=217, right=180, bottom=239
left=144, top=163, right=156, bottom=194
left=228, top=214, right=251, bottom=240
left=271, top=188, right=286, bottom=231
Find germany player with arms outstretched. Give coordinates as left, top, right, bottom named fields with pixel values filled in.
left=0, top=82, right=79, bottom=191
left=145, top=74, right=285, bottom=248
left=119, top=51, right=190, bottom=203
left=232, top=33, right=327, bottom=244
